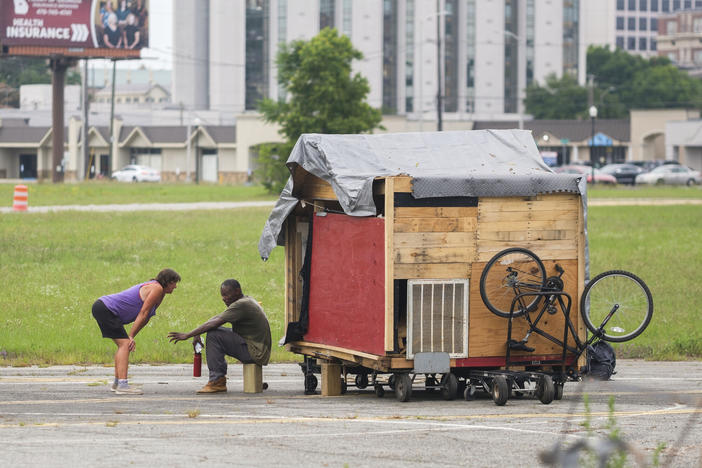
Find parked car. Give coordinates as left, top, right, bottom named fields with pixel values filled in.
left=554, top=165, right=617, bottom=185
left=598, top=163, right=644, bottom=185
left=111, top=165, right=161, bottom=183
left=635, top=165, right=701, bottom=186
left=630, top=160, right=680, bottom=173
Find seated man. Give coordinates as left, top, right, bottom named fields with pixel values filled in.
left=168, top=279, right=271, bottom=393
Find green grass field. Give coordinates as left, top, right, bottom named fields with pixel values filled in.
left=0, top=183, right=700, bottom=365
left=0, top=181, right=277, bottom=207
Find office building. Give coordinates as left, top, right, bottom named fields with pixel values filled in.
left=173, top=0, right=587, bottom=121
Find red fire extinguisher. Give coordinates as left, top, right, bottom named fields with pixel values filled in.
left=193, top=339, right=203, bottom=377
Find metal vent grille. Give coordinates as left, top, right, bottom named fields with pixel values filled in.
left=407, top=279, right=469, bottom=359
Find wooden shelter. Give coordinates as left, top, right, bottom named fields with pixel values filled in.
left=259, top=131, right=588, bottom=396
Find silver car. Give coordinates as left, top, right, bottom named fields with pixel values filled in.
left=111, top=165, right=161, bottom=183
left=635, top=165, right=701, bottom=186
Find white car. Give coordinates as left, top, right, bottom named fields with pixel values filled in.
left=635, top=165, right=701, bottom=186
left=111, top=165, right=161, bottom=183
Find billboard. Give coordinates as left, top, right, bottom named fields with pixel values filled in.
left=1, top=0, right=149, bottom=58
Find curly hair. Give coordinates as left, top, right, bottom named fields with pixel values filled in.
left=154, top=268, right=181, bottom=287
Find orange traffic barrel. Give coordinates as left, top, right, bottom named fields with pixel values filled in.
left=13, top=185, right=28, bottom=211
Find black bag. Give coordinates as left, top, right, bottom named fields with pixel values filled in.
left=586, top=341, right=617, bottom=380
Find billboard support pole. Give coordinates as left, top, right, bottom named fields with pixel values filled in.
left=51, top=57, right=71, bottom=183
left=109, top=59, right=116, bottom=178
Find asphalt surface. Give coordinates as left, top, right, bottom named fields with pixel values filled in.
left=1, top=360, right=700, bottom=467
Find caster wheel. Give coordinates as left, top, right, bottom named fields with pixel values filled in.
left=554, top=383, right=564, bottom=401
left=492, top=375, right=509, bottom=406
left=304, top=374, right=318, bottom=395
left=394, top=373, right=412, bottom=402
left=464, top=384, right=476, bottom=401
left=536, top=375, right=555, bottom=404
left=355, top=373, right=369, bottom=389
left=440, top=373, right=458, bottom=401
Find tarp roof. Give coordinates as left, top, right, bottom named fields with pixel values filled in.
left=258, top=129, right=587, bottom=260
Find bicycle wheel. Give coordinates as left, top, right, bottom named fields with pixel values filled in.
left=480, top=248, right=547, bottom=318
left=581, top=270, right=653, bottom=342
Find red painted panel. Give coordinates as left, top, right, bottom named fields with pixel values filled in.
left=305, top=213, right=386, bottom=356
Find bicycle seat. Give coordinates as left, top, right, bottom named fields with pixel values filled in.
left=508, top=339, right=535, bottom=352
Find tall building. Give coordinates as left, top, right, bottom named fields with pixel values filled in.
left=173, top=0, right=587, bottom=120
left=588, top=0, right=702, bottom=58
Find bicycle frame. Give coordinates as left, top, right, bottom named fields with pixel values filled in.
left=504, top=289, right=617, bottom=374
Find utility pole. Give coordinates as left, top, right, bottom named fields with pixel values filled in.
left=80, top=59, right=89, bottom=181
left=436, top=0, right=443, bottom=131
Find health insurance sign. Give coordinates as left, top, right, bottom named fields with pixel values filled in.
left=1, top=0, right=149, bottom=56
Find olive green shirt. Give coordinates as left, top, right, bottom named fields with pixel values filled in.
left=216, top=296, right=271, bottom=366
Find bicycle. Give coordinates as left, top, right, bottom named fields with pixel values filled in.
left=474, top=247, right=653, bottom=403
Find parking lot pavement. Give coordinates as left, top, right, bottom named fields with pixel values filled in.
left=1, top=360, right=700, bottom=467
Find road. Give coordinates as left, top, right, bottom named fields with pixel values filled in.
left=1, top=360, right=700, bottom=467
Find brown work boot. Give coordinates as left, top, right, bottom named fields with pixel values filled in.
left=197, top=376, right=227, bottom=394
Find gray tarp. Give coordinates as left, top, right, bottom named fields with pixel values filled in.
left=258, top=130, right=588, bottom=270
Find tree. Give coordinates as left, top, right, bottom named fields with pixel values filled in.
left=524, top=46, right=702, bottom=119
left=258, top=28, right=383, bottom=193
left=0, top=56, right=82, bottom=108
left=524, top=73, right=588, bottom=119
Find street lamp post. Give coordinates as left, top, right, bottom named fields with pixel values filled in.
left=589, top=105, right=598, bottom=186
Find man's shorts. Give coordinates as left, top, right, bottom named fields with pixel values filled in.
left=92, top=300, right=129, bottom=339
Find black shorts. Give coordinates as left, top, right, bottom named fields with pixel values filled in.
left=92, top=300, right=129, bottom=339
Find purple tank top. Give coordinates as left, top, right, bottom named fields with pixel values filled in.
left=100, top=281, right=159, bottom=324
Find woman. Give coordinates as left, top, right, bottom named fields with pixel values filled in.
left=103, top=12, right=122, bottom=48
left=123, top=13, right=140, bottom=49
left=92, top=268, right=181, bottom=394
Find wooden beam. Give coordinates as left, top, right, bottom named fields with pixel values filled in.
left=384, top=178, right=395, bottom=352
left=320, top=362, right=342, bottom=396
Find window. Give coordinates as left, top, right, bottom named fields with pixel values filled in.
left=628, top=37, right=636, bottom=49
left=673, top=0, right=680, bottom=10
left=640, top=17, right=648, bottom=29
left=617, top=16, right=625, bottom=29
left=320, top=0, right=335, bottom=30
left=651, top=38, right=657, bottom=50
left=662, top=0, right=670, bottom=11
left=694, top=16, right=702, bottom=32
left=616, top=36, right=625, bottom=48
left=668, top=51, right=677, bottom=62
left=617, top=0, right=625, bottom=9
left=651, top=0, right=659, bottom=10
left=629, top=0, right=636, bottom=9
left=382, top=0, right=398, bottom=113
left=628, top=17, right=636, bottom=29
left=684, top=0, right=691, bottom=8
left=694, top=49, right=702, bottom=64
left=639, top=37, right=647, bottom=49
left=668, top=20, right=678, bottom=33
left=640, top=0, right=648, bottom=9
left=651, top=17, right=658, bottom=31
left=697, top=0, right=702, bottom=7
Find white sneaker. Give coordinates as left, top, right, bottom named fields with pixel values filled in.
left=115, top=385, right=143, bottom=395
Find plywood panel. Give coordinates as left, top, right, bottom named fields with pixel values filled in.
left=394, top=246, right=476, bottom=264
left=394, top=263, right=471, bottom=279
left=394, top=217, right=477, bottom=233
left=478, top=209, right=577, bottom=223
left=468, top=259, right=582, bottom=358
left=394, top=232, right=476, bottom=248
